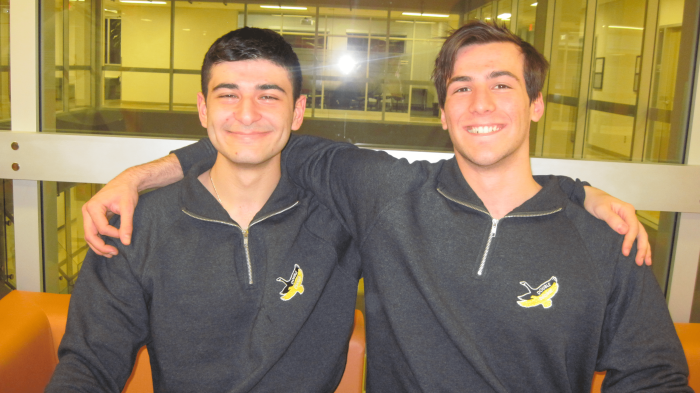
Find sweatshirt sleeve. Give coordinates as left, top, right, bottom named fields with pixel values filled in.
left=595, top=242, right=691, bottom=392
left=172, top=138, right=217, bottom=174
left=46, top=225, right=150, bottom=393
left=282, top=134, right=430, bottom=241
left=535, top=175, right=589, bottom=207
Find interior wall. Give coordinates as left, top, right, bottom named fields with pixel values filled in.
left=173, top=7, right=239, bottom=70
left=121, top=4, right=171, bottom=68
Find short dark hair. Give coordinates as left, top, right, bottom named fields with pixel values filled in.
left=201, top=27, right=302, bottom=101
left=432, top=21, right=549, bottom=108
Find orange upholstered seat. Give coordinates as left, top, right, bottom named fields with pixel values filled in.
left=0, top=290, right=365, bottom=393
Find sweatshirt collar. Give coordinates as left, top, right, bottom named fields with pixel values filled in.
left=436, top=158, right=568, bottom=216
left=180, top=155, right=302, bottom=225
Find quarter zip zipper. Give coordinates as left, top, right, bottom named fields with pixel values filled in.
left=437, top=188, right=562, bottom=276
left=182, top=201, right=299, bottom=285
left=477, top=218, right=499, bottom=275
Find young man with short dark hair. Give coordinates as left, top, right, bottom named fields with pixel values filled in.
left=276, top=21, right=689, bottom=390
left=47, top=28, right=361, bottom=392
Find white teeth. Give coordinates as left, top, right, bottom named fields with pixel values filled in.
left=468, top=125, right=500, bottom=134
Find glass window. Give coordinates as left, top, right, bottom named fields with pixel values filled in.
left=515, top=0, right=537, bottom=45
left=43, top=182, right=102, bottom=294
left=39, top=0, right=465, bottom=149
left=37, top=0, right=698, bottom=156
left=540, top=0, right=586, bottom=158
left=1, top=0, right=11, bottom=297
left=582, top=0, right=646, bottom=160
left=0, top=0, right=8, bottom=129
left=497, top=0, right=512, bottom=29
left=643, top=0, right=689, bottom=163
left=1, top=179, right=14, bottom=293
left=637, top=210, right=677, bottom=293
left=533, top=0, right=697, bottom=163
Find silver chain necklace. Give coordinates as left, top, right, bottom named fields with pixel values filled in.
left=209, top=171, right=223, bottom=205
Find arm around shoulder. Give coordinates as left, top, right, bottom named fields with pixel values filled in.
left=551, top=175, right=651, bottom=265
left=283, top=134, right=431, bottom=239
left=83, top=153, right=183, bottom=256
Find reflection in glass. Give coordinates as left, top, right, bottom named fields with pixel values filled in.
left=497, top=0, right=512, bottom=29
left=644, top=0, right=685, bottom=164
left=516, top=0, right=537, bottom=45
left=482, top=4, right=493, bottom=22
left=43, top=182, right=102, bottom=295
left=0, top=0, right=10, bottom=296
left=0, top=0, right=8, bottom=129
left=582, top=0, right=646, bottom=160
left=637, top=210, right=677, bottom=294
left=1, top=179, right=15, bottom=293
left=36, top=0, right=696, bottom=155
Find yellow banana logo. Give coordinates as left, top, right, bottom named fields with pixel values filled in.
left=276, top=264, right=305, bottom=301
left=517, top=276, right=558, bottom=309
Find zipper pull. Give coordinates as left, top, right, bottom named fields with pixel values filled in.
left=490, top=218, right=499, bottom=238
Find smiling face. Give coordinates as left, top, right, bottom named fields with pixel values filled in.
left=441, top=42, right=544, bottom=171
left=197, top=59, right=306, bottom=169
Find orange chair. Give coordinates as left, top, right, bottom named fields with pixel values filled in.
left=0, top=290, right=365, bottom=393
left=591, top=323, right=700, bottom=391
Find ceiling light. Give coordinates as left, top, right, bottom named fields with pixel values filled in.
left=401, top=12, right=449, bottom=17
left=104, top=9, right=118, bottom=13
left=260, top=5, right=308, bottom=10
left=497, top=13, right=511, bottom=20
left=531, top=2, right=538, bottom=5
left=608, top=25, right=643, bottom=30
left=120, top=0, right=167, bottom=4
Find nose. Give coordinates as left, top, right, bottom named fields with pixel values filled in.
left=234, top=97, right=262, bottom=126
left=469, top=86, right=495, bottom=115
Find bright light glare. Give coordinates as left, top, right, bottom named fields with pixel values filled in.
left=338, top=55, right=357, bottom=75
left=497, top=13, right=511, bottom=20
left=260, top=5, right=308, bottom=10
left=104, top=9, right=118, bottom=13
left=608, top=25, right=643, bottom=30
left=531, top=2, right=538, bottom=5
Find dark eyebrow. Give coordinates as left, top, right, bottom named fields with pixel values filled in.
left=489, top=70, right=519, bottom=81
left=211, top=83, right=238, bottom=92
left=447, top=75, right=472, bottom=86
left=210, top=83, right=286, bottom=94
left=257, top=84, right=286, bottom=93
left=447, top=71, right=520, bottom=87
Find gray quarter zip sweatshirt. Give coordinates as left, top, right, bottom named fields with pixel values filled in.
left=160, top=135, right=690, bottom=392
left=47, top=155, right=361, bottom=393
left=279, top=135, right=689, bottom=392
